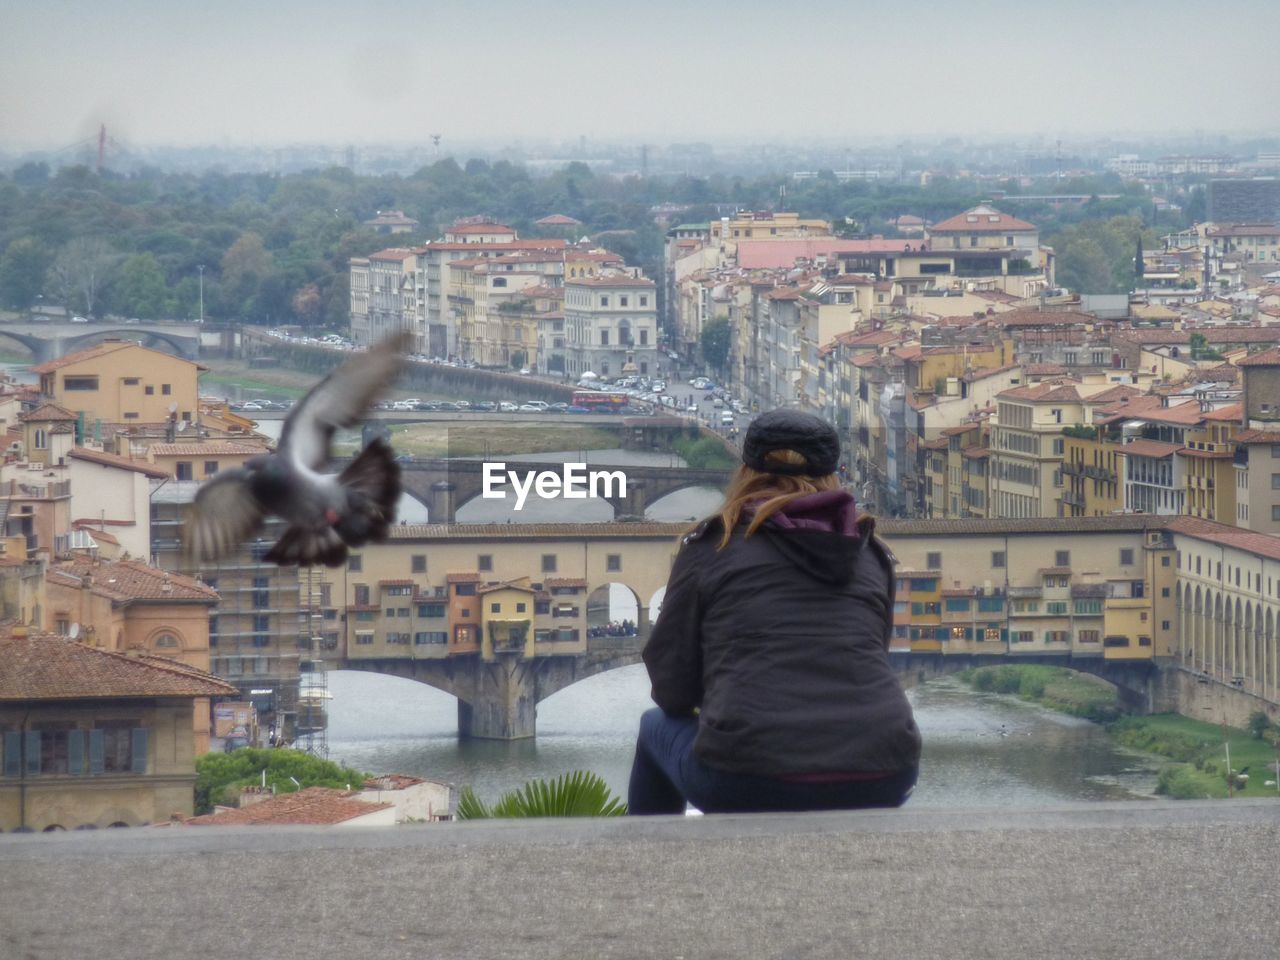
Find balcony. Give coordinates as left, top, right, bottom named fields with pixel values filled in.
left=1060, top=490, right=1085, bottom=507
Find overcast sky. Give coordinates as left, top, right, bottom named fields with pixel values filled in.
left=2, top=0, right=1277, bottom=150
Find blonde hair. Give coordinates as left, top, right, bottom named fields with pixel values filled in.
left=700, top=449, right=840, bottom=550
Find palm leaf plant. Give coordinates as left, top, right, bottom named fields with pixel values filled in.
left=456, top=770, right=627, bottom=819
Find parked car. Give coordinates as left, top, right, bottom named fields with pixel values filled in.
left=548, top=402, right=570, bottom=412
left=474, top=401, right=498, bottom=412
left=454, top=400, right=472, bottom=410
left=518, top=403, right=543, bottom=412
left=70, top=315, right=90, bottom=323
left=499, top=401, right=519, bottom=412
left=721, top=411, right=735, bottom=425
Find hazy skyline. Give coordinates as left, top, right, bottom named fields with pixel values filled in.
left=3, top=0, right=1278, bottom=152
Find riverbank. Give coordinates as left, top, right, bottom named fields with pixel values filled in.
left=956, top=665, right=1280, bottom=800
left=957, top=664, right=1124, bottom=723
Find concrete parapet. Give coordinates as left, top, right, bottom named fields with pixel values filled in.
left=3, top=801, right=1278, bottom=959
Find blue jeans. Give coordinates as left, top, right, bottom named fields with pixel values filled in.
left=627, top=707, right=918, bottom=815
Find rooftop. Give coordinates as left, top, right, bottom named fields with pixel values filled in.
left=0, top=632, right=236, bottom=701
left=47, top=558, right=219, bottom=605
left=184, top=787, right=392, bottom=827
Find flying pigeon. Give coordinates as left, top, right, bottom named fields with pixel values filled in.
left=182, top=332, right=413, bottom=567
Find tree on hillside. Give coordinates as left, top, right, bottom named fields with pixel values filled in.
left=47, top=237, right=117, bottom=318
left=1057, top=237, right=1112, bottom=294
left=112, top=253, right=170, bottom=319
left=0, top=237, right=52, bottom=310
left=700, top=317, right=732, bottom=371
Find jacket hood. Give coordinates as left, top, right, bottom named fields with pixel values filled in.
left=746, top=490, right=865, bottom=584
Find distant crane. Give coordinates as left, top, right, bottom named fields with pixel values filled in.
left=51, top=123, right=125, bottom=173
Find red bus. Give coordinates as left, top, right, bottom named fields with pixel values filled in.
left=572, top=390, right=628, bottom=412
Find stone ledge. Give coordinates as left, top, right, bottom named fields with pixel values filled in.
left=3, top=801, right=1279, bottom=960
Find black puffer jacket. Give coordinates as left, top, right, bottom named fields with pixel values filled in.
left=643, top=491, right=921, bottom=777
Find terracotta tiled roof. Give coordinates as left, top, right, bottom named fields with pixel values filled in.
left=1113, top=328, right=1280, bottom=346
left=1236, top=347, right=1280, bottom=367
left=19, top=402, right=78, bottom=422
left=1022, top=363, right=1069, bottom=376
left=536, top=214, right=582, bottom=226
left=1121, top=439, right=1182, bottom=458
left=31, top=341, right=206, bottom=374
left=998, top=382, right=1084, bottom=403
left=1201, top=403, right=1243, bottom=421
left=147, top=442, right=266, bottom=457
left=445, top=572, right=481, bottom=582
left=184, top=787, right=392, bottom=826
left=449, top=223, right=515, bottom=235
left=1235, top=429, right=1280, bottom=443
left=66, top=448, right=169, bottom=478
left=929, top=206, right=1037, bottom=233
left=477, top=581, right=534, bottom=595
left=48, top=559, right=219, bottom=604
left=543, top=577, right=588, bottom=588
left=1206, top=224, right=1280, bottom=237
left=1085, top=385, right=1144, bottom=404
left=960, top=447, right=991, bottom=459
left=0, top=633, right=237, bottom=701
left=1166, top=516, right=1280, bottom=562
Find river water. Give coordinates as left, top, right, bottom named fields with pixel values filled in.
left=325, top=668, right=1163, bottom=808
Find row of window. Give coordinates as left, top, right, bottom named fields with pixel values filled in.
left=349, top=554, right=624, bottom=574
left=2, top=726, right=148, bottom=777
left=918, top=548, right=1150, bottom=572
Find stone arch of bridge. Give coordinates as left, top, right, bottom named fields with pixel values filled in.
left=63, top=328, right=197, bottom=358
left=0, top=330, right=39, bottom=357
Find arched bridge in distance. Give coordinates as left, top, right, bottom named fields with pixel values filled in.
left=315, top=521, right=1177, bottom=740
left=338, top=633, right=1166, bottom=740
left=398, top=458, right=735, bottom=522
left=0, top=321, right=203, bottom=363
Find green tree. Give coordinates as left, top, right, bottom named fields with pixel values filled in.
left=194, top=748, right=369, bottom=814
left=47, top=237, right=117, bottom=317
left=220, top=231, right=273, bottom=292
left=113, top=253, right=170, bottom=319
left=457, top=771, right=626, bottom=818
left=0, top=237, right=52, bottom=310
left=1057, top=237, right=1112, bottom=294
left=700, top=316, right=732, bottom=370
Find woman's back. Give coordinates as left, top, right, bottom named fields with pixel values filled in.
left=665, top=501, right=920, bottom=778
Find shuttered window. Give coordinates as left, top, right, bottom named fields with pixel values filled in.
left=131, top=729, right=148, bottom=774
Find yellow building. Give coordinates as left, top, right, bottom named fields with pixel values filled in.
left=719, top=211, right=831, bottom=241
left=1060, top=427, right=1123, bottom=517
left=32, top=342, right=205, bottom=425
left=145, top=440, right=267, bottom=482
left=44, top=557, right=221, bottom=753
left=479, top=582, right=536, bottom=660
left=0, top=630, right=237, bottom=831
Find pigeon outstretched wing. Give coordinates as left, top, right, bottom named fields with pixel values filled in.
left=182, top=468, right=268, bottom=564
left=280, top=332, right=413, bottom=471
